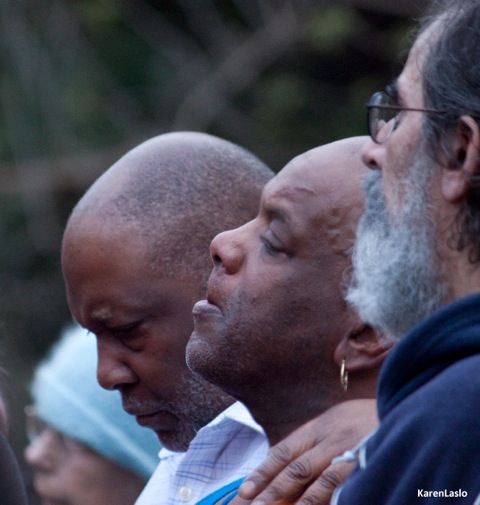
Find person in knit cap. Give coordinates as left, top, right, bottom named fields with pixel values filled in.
left=24, top=323, right=160, bottom=505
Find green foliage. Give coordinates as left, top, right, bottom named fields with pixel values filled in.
left=306, top=5, right=358, bottom=53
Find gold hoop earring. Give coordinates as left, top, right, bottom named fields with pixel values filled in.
left=340, top=358, right=349, bottom=392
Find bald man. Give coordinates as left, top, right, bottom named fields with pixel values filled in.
left=62, top=132, right=273, bottom=505
left=62, top=132, right=381, bottom=505
left=187, top=137, right=392, bottom=504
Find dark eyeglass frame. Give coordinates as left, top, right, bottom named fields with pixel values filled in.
left=24, top=405, right=45, bottom=443
left=366, top=91, right=445, bottom=144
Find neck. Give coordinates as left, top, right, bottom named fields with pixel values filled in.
left=239, top=382, right=342, bottom=446
left=257, top=418, right=307, bottom=446
left=238, top=366, right=380, bottom=445
left=433, top=200, right=480, bottom=307
left=441, top=243, right=480, bottom=306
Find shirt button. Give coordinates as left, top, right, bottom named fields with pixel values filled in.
left=179, top=486, right=193, bottom=502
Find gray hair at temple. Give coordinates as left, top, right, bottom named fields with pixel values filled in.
left=417, top=0, right=480, bottom=262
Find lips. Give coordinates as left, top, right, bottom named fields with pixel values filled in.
left=135, top=411, right=161, bottom=427
left=133, top=410, right=178, bottom=431
left=190, top=298, right=227, bottom=347
left=122, top=401, right=178, bottom=431
left=123, top=405, right=155, bottom=417
left=192, top=299, right=223, bottom=319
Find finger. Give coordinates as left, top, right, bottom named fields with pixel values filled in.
left=239, top=423, right=320, bottom=500
left=244, top=444, right=341, bottom=504
left=295, top=463, right=355, bottom=505
left=240, top=400, right=377, bottom=501
left=239, top=442, right=302, bottom=499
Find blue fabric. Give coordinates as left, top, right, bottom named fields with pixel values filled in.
left=221, top=490, right=239, bottom=505
left=195, top=477, right=244, bottom=505
left=336, top=293, right=480, bottom=504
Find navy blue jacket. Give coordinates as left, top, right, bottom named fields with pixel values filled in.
left=334, top=293, right=480, bottom=504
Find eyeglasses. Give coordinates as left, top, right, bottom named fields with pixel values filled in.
left=24, top=405, right=79, bottom=452
left=366, top=91, right=445, bottom=144
left=25, top=405, right=48, bottom=443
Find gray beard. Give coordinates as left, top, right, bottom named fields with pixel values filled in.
left=122, top=373, right=232, bottom=452
left=346, top=150, right=448, bottom=340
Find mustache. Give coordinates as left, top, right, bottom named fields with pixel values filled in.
left=120, top=393, right=168, bottom=412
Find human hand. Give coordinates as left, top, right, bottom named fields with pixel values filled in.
left=238, top=399, right=378, bottom=505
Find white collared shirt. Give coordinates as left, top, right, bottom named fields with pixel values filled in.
left=135, top=401, right=268, bottom=505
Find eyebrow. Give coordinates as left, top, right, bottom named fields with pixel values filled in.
left=262, top=201, right=289, bottom=225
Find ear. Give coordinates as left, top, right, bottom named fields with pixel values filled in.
left=333, top=320, right=393, bottom=373
left=442, top=115, right=480, bottom=203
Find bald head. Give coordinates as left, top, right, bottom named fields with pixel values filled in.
left=65, top=132, right=273, bottom=294
left=187, top=136, right=388, bottom=444
left=280, top=136, right=368, bottom=262
left=61, top=132, right=273, bottom=451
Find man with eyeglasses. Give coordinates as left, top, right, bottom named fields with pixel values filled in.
left=336, top=1, right=480, bottom=500
left=241, top=1, right=480, bottom=503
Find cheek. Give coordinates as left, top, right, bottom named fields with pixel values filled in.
left=221, top=263, right=299, bottom=337
left=381, top=147, right=407, bottom=208
left=130, top=318, right=193, bottom=369
left=148, top=316, right=194, bottom=359
left=239, top=271, right=295, bottom=322
left=33, top=456, right=89, bottom=503
left=130, top=339, right=193, bottom=396
left=143, top=335, right=191, bottom=374
left=383, top=119, right=423, bottom=208
left=283, top=263, right=342, bottom=322
left=63, top=452, right=119, bottom=501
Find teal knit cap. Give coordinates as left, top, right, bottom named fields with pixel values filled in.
left=30, top=324, right=160, bottom=480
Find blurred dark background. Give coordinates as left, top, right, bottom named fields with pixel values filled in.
left=0, top=0, right=428, bottom=495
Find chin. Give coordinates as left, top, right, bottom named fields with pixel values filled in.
left=158, top=431, right=191, bottom=452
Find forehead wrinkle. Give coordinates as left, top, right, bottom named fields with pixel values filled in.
left=263, top=191, right=313, bottom=231
left=260, top=182, right=289, bottom=224
left=262, top=174, right=316, bottom=220
left=309, top=178, right=362, bottom=260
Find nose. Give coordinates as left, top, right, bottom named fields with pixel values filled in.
left=210, top=226, right=246, bottom=275
left=361, top=137, right=384, bottom=170
left=96, top=338, right=137, bottom=391
left=24, top=432, right=56, bottom=472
